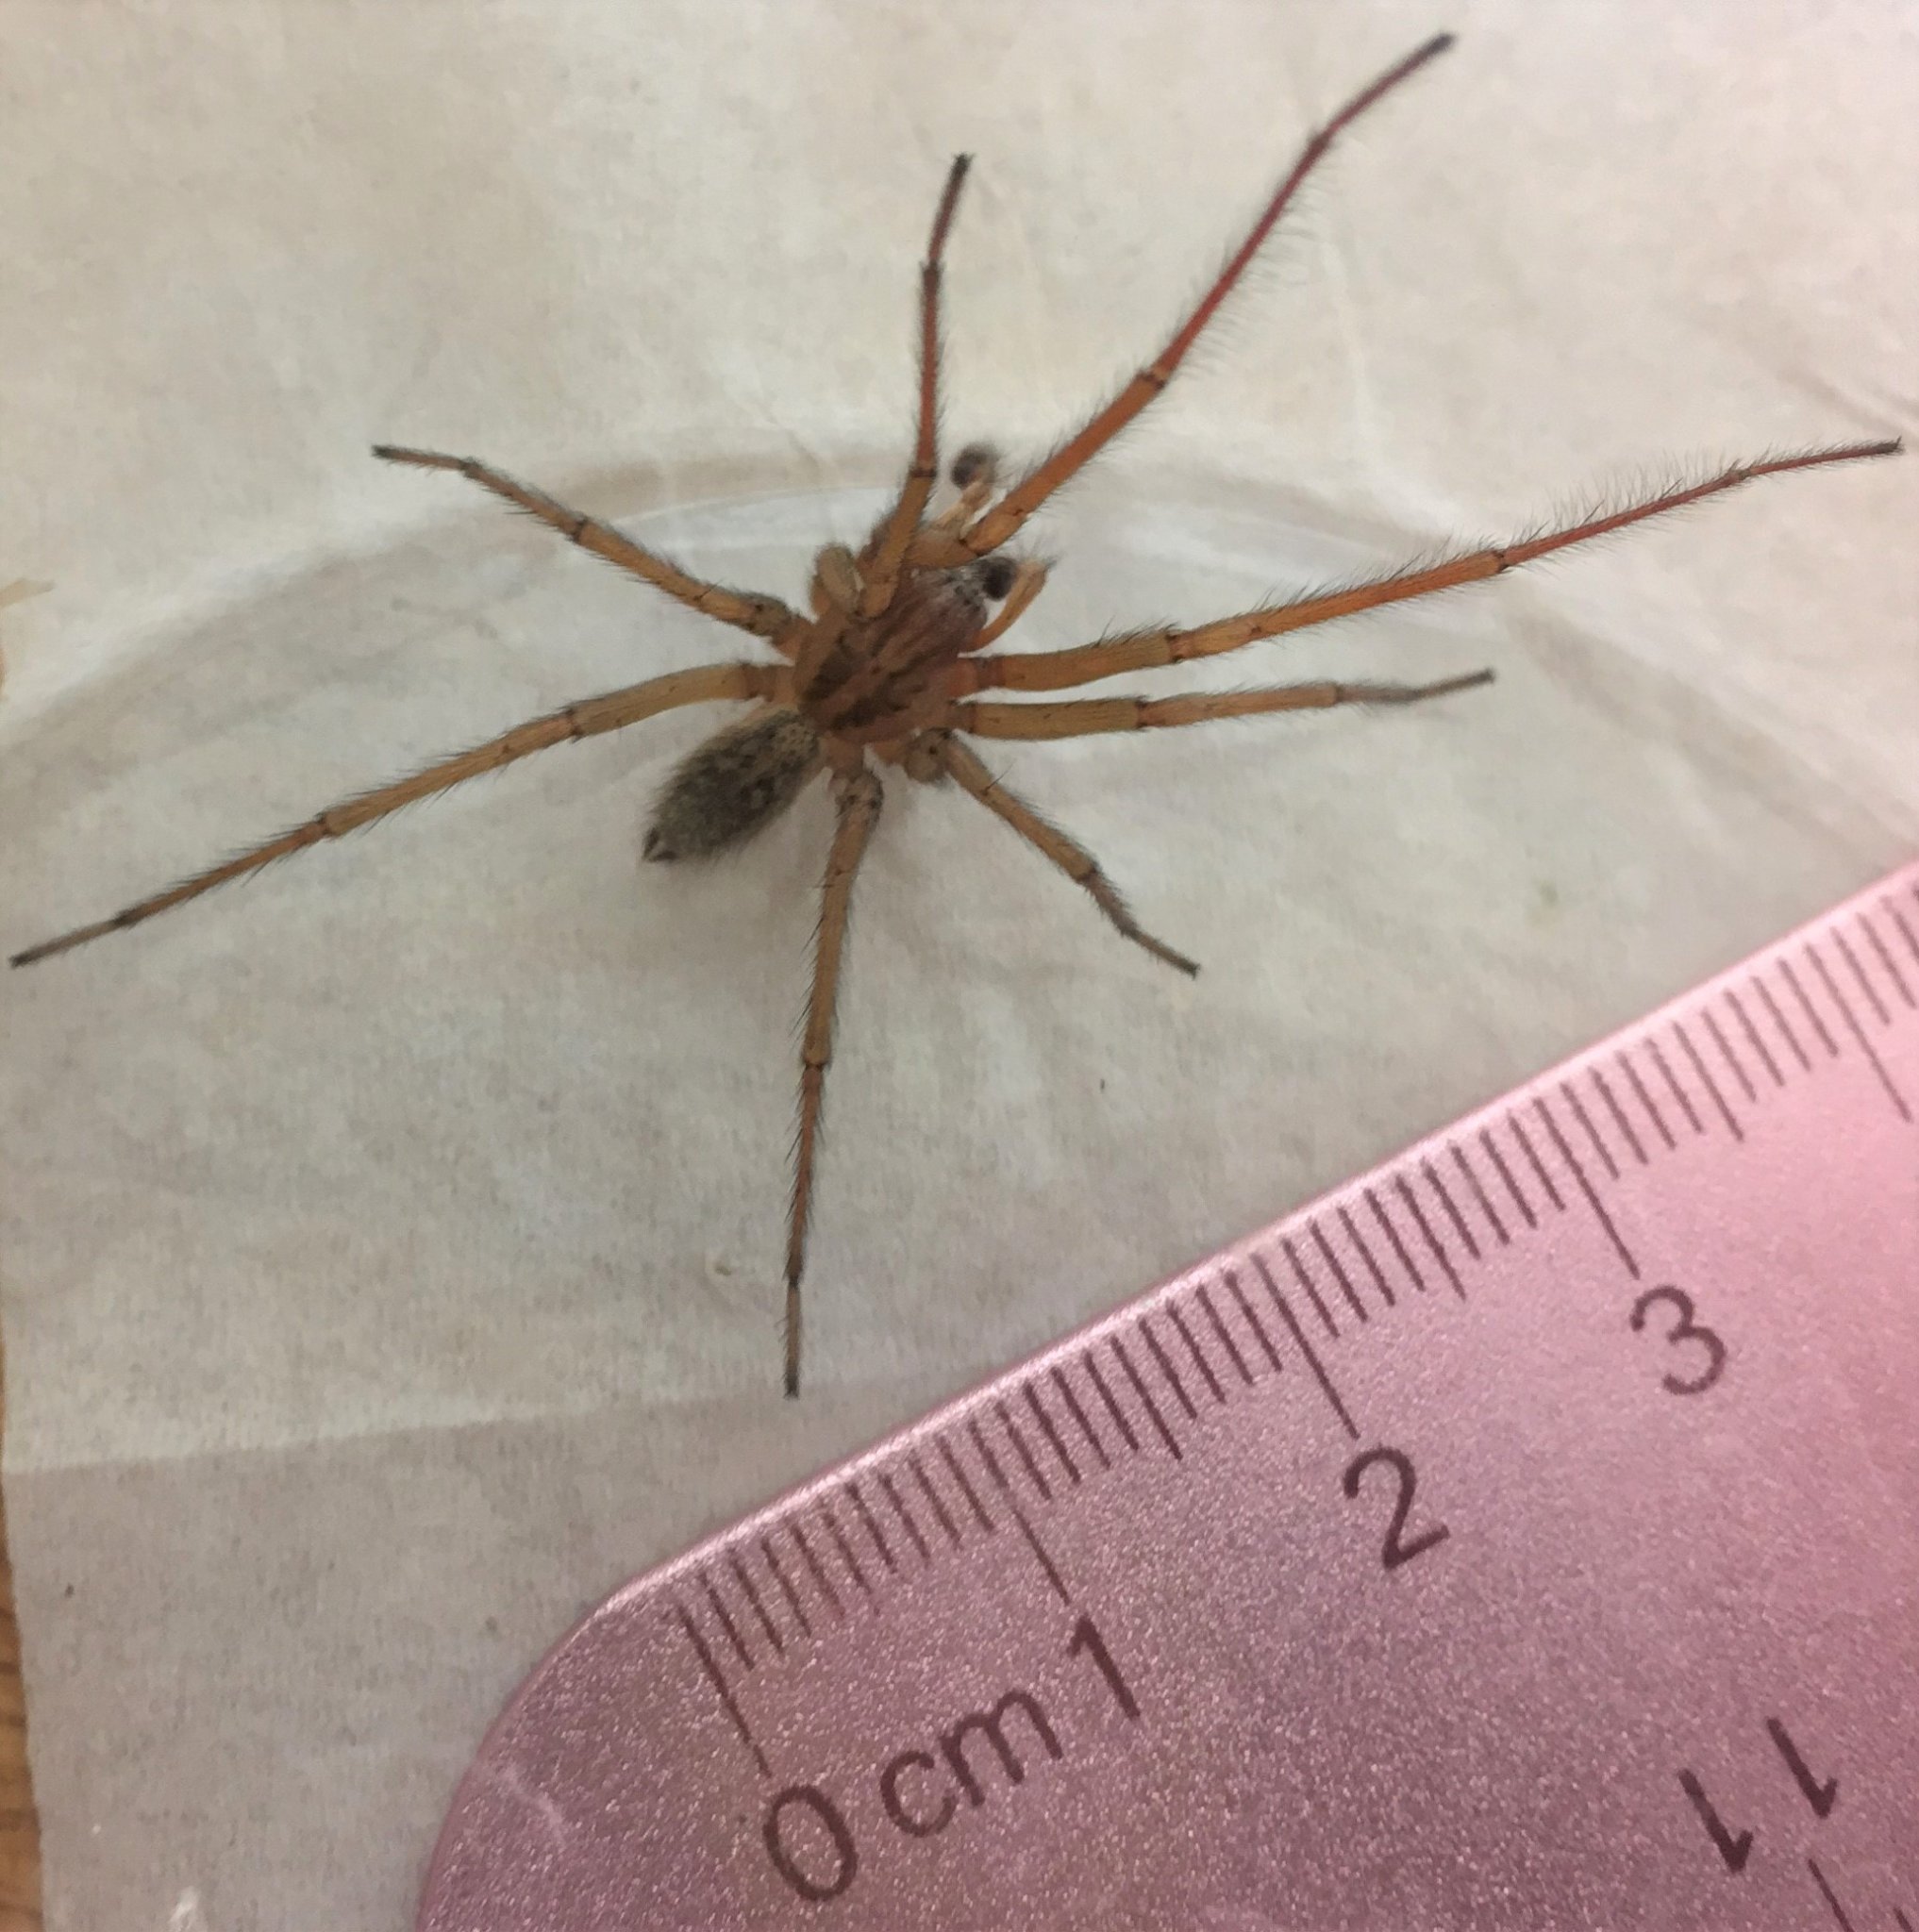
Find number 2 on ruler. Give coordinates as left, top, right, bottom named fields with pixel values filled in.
left=1342, top=1447, right=1450, bottom=1571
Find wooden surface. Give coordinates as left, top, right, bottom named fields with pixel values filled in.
left=0, top=1336, right=44, bottom=1928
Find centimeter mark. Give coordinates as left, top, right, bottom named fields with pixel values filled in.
left=671, top=885, right=1917, bottom=1769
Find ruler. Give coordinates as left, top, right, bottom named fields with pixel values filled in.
left=417, top=865, right=1919, bottom=1931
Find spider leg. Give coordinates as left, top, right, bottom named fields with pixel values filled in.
left=9, top=661, right=781, bottom=966
left=785, top=756, right=883, bottom=1396
left=931, top=732, right=1197, bottom=975
left=792, top=544, right=864, bottom=698
left=913, top=33, right=1452, bottom=567
left=949, top=669, right=1491, bottom=741
left=373, top=445, right=800, bottom=646
left=962, top=441, right=1903, bottom=693
left=859, top=156, right=973, bottom=616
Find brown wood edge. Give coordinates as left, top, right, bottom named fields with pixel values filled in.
left=0, top=1328, right=44, bottom=1926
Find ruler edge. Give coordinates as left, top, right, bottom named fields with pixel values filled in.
left=416, top=857, right=1919, bottom=1915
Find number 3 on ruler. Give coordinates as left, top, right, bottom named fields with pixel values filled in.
left=1629, top=1285, right=1728, bottom=1396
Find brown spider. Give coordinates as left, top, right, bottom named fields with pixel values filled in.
left=10, top=32, right=1898, bottom=1395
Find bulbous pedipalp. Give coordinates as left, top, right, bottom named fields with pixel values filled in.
left=974, top=555, right=1017, bottom=601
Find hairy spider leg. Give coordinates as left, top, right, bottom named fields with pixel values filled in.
left=951, top=669, right=1491, bottom=741
left=929, top=731, right=1198, bottom=974
left=9, top=663, right=781, bottom=966
left=859, top=156, right=974, bottom=617
left=917, top=32, right=1456, bottom=567
left=373, top=444, right=800, bottom=646
left=786, top=759, right=883, bottom=1396
left=960, top=443, right=1903, bottom=694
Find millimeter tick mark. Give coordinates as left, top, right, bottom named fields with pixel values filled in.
left=1700, top=1006, right=1758, bottom=1105
left=1337, top=1203, right=1397, bottom=1305
left=1675, top=1019, right=1743, bottom=1141
left=994, top=1399, right=1055, bottom=1500
left=1533, top=1096, right=1639, bottom=1278
left=1250, top=1252, right=1358, bottom=1441
left=1365, top=1185, right=1427, bottom=1295
left=672, top=1602, right=769, bottom=1777
left=1281, top=1234, right=1339, bottom=1336
left=1008, top=1499, right=1070, bottom=1604
left=1394, top=1174, right=1465, bottom=1299
left=1220, top=1267, right=1283, bottom=1373
left=1477, top=1127, right=1535, bottom=1228
left=1110, top=1334, right=1183, bottom=1459
left=701, top=1574, right=753, bottom=1670
left=1808, top=1857, right=1856, bottom=1931
left=1050, top=1364, right=1113, bottom=1469
left=1807, top=941, right=1911, bottom=1121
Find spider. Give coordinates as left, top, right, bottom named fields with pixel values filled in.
left=10, top=32, right=1898, bottom=1395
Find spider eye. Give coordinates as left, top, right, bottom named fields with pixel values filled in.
left=975, top=556, right=1017, bottom=601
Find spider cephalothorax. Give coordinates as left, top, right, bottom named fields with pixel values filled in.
left=645, top=455, right=1021, bottom=860
left=9, top=32, right=1898, bottom=1397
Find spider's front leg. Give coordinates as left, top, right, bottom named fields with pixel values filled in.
left=859, top=156, right=973, bottom=617
left=785, top=750, right=883, bottom=1396
left=910, top=32, right=1457, bottom=569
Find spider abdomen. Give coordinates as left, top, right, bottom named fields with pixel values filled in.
left=643, top=707, right=823, bottom=861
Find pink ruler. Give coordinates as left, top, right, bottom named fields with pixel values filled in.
left=418, top=865, right=1919, bottom=1931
